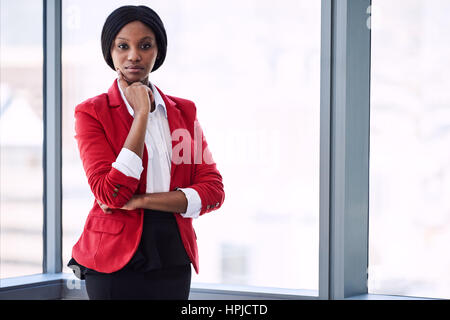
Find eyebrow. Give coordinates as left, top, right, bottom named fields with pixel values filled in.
left=117, top=36, right=154, bottom=41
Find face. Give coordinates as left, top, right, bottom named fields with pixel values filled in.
left=110, top=20, right=158, bottom=85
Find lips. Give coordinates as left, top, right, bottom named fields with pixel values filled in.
left=125, top=66, right=144, bottom=73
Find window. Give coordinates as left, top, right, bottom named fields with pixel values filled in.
left=369, top=0, right=450, bottom=299
left=183, top=0, right=321, bottom=290
left=62, top=0, right=321, bottom=291
left=2, top=0, right=445, bottom=301
left=0, top=0, right=44, bottom=279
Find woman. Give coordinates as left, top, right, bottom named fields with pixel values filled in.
left=67, top=5, right=225, bottom=300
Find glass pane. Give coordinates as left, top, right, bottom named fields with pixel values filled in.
left=0, top=0, right=43, bottom=278
left=369, top=0, right=450, bottom=299
left=62, top=0, right=320, bottom=290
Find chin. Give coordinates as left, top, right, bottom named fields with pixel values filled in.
left=123, top=74, right=143, bottom=83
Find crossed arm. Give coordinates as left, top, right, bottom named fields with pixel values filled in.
left=75, top=101, right=224, bottom=218
left=97, top=190, right=188, bottom=214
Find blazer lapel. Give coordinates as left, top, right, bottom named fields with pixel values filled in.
left=154, top=85, right=183, bottom=188
left=107, top=80, right=134, bottom=130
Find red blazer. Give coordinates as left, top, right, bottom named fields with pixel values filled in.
left=70, top=79, right=225, bottom=274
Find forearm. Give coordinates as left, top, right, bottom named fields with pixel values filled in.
left=123, top=112, right=148, bottom=159
left=139, top=191, right=188, bottom=213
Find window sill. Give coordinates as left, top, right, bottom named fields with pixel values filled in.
left=0, top=273, right=444, bottom=300
left=346, top=294, right=440, bottom=300
left=189, top=282, right=319, bottom=300
left=0, top=273, right=69, bottom=300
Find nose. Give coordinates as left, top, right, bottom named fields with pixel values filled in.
left=127, top=47, right=141, bottom=62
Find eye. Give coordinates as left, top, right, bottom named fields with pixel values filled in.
left=118, top=43, right=128, bottom=49
left=141, top=43, right=152, bottom=49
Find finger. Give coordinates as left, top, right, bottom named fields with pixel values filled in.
left=116, top=68, right=129, bottom=90
left=96, top=199, right=112, bottom=213
left=101, top=205, right=112, bottom=214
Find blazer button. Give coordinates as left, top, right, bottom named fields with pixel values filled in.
left=113, top=188, right=119, bottom=192
left=115, top=184, right=121, bottom=188
left=112, top=193, right=118, bottom=197
left=206, top=205, right=211, bottom=210
left=215, top=202, right=219, bottom=207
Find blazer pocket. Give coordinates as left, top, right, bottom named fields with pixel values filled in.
left=86, top=216, right=125, bottom=235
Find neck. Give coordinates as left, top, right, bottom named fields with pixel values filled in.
left=141, top=76, right=150, bottom=87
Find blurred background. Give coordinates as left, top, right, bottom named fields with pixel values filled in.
left=0, top=0, right=449, bottom=299
left=368, top=0, right=450, bottom=298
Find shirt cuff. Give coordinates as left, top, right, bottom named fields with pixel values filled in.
left=176, top=187, right=202, bottom=219
left=111, top=148, right=144, bottom=179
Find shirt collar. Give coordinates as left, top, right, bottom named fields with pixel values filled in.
left=116, top=78, right=167, bottom=118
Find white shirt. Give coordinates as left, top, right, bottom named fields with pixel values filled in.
left=111, top=78, right=202, bottom=219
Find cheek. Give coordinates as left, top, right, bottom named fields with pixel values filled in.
left=110, top=48, right=125, bottom=63
left=153, top=52, right=160, bottom=65
left=110, top=51, right=118, bottom=65
left=144, top=51, right=158, bottom=68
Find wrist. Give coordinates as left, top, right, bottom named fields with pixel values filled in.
left=137, top=193, right=149, bottom=208
left=134, top=110, right=149, bottom=119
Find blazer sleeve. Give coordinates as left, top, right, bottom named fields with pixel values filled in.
left=187, top=114, right=225, bottom=216
left=74, top=101, right=141, bottom=209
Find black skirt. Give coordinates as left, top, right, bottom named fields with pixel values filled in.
left=67, top=208, right=191, bottom=280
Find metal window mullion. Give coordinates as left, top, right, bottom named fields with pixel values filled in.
left=328, top=0, right=371, bottom=299
left=318, top=0, right=333, bottom=301
left=43, top=0, right=62, bottom=274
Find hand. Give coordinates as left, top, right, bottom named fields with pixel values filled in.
left=96, top=199, right=113, bottom=214
left=117, top=68, right=155, bottom=115
left=120, top=194, right=145, bottom=211
left=96, top=195, right=144, bottom=213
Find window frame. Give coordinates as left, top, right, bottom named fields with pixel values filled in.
left=42, top=0, right=63, bottom=275
left=0, top=0, right=442, bottom=300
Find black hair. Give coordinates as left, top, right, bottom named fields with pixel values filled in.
left=101, top=5, right=167, bottom=72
